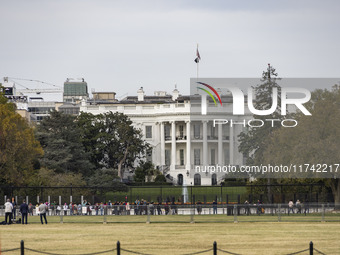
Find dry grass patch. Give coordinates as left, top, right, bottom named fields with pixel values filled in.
left=0, top=221, right=339, bottom=255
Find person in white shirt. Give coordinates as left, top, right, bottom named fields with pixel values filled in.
left=39, top=202, right=48, bottom=224
left=288, top=200, right=294, bottom=215
left=4, top=199, right=13, bottom=224
left=63, top=203, right=68, bottom=216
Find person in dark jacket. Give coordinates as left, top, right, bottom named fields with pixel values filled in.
left=20, top=200, right=29, bottom=224
left=11, top=197, right=17, bottom=220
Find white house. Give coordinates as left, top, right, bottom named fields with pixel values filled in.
left=79, top=87, right=253, bottom=186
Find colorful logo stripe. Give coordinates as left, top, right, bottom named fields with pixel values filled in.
left=196, top=82, right=222, bottom=106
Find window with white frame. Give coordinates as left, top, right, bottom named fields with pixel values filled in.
left=194, top=124, right=200, bottom=138
left=210, top=149, right=216, bottom=165
left=224, top=148, right=230, bottom=165
left=179, top=125, right=184, bottom=138
left=179, top=149, right=184, bottom=166
left=165, top=150, right=171, bottom=166
left=194, top=149, right=201, bottom=165
left=145, top=126, right=152, bottom=139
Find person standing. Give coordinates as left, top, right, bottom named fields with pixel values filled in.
left=288, top=200, right=294, bottom=215
left=244, top=200, right=250, bottom=216
left=4, top=199, right=13, bottom=224
left=212, top=200, right=218, bottom=214
left=39, top=202, right=48, bottom=224
left=296, top=200, right=302, bottom=214
left=11, top=197, right=17, bottom=220
left=20, top=200, right=29, bottom=224
left=304, top=199, right=310, bottom=215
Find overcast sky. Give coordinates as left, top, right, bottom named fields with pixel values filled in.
left=1, top=0, right=339, bottom=101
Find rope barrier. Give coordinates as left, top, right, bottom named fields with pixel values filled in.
left=313, top=248, right=326, bottom=255
left=1, top=240, right=327, bottom=255
left=180, top=248, right=213, bottom=255
left=24, top=247, right=116, bottom=255
left=120, top=248, right=153, bottom=255
left=285, top=248, right=309, bottom=255
left=217, top=248, right=242, bottom=255
left=0, top=247, right=20, bottom=253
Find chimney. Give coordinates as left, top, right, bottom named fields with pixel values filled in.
left=172, top=88, right=179, bottom=101
left=137, top=87, right=144, bottom=101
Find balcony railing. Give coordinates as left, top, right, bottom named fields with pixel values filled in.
left=176, top=136, right=186, bottom=140
left=175, top=165, right=185, bottom=169
left=192, top=135, right=202, bottom=140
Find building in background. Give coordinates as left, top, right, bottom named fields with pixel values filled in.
left=2, top=77, right=86, bottom=122
left=80, top=87, right=252, bottom=185
left=63, top=78, right=89, bottom=103
left=2, top=77, right=251, bottom=185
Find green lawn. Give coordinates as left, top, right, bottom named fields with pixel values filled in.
left=105, top=186, right=247, bottom=203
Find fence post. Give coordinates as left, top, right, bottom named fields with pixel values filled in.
left=190, top=207, right=195, bottom=223
left=278, top=204, right=281, bottom=222
left=321, top=204, right=325, bottom=222
left=213, top=241, right=217, bottom=255
left=60, top=214, right=63, bottom=224
left=103, top=213, right=107, bottom=224
left=117, top=241, right=120, bottom=255
left=21, top=240, right=24, bottom=255
left=309, top=241, right=313, bottom=255
left=146, top=205, right=150, bottom=224
left=233, top=205, right=238, bottom=223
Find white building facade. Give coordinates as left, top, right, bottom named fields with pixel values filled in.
left=79, top=88, right=252, bottom=186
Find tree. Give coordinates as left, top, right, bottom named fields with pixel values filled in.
left=263, top=86, right=340, bottom=207
left=0, top=84, right=9, bottom=105
left=238, top=64, right=284, bottom=201
left=134, top=161, right=156, bottom=183
left=0, top=95, right=43, bottom=185
left=36, top=111, right=94, bottom=177
left=238, top=64, right=283, bottom=165
left=87, top=168, right=128, bottom=192
left=78, top=112, right=149, bottom=180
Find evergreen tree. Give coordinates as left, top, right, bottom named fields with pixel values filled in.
left=238, top=64, right=284, bottom=165
left=36, top=111, right=94, bottom=177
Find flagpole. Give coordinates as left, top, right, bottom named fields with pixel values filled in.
left=196, top=43, right=199, bottom=81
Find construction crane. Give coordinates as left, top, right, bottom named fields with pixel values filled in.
left=3, top=77, right=63, bottom=95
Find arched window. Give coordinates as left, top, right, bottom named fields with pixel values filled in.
left=194, top=173, right=201, bottom=186
left=177, top=174, right=183, bottom=186
left=211, top=173, right=217, bottom=186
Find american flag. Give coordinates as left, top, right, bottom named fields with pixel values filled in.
left=194, top=48, right=201, bottom=63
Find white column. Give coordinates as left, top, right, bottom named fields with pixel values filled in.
left=202, top=121, right=208, bottom=166
left=171, top=121, right=176, bottom=169
left=186, top=121, right=191, bottom=170
left=229, top=125, right=234, bottom=165
left=160, top=122, right=165, bottom=166
left=218, top=123, right=223, bottom=165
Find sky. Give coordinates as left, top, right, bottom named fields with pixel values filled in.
left=1, top=0, right=340, bottom=101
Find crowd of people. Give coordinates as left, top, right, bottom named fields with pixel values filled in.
left=2, top=198, right=183, bottom=224
left=2, top=196, right=313, bottom=224
left=4, top=198, right=48, bottom=225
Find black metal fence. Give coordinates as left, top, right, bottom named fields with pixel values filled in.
left=0, top=183, right=333, bottom=206
left=0, top=240, right=326, bottom=255
left=1, top=203, right=339, bottom=224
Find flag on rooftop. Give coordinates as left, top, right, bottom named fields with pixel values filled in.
left=194, top=47, right=201, bottom=63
